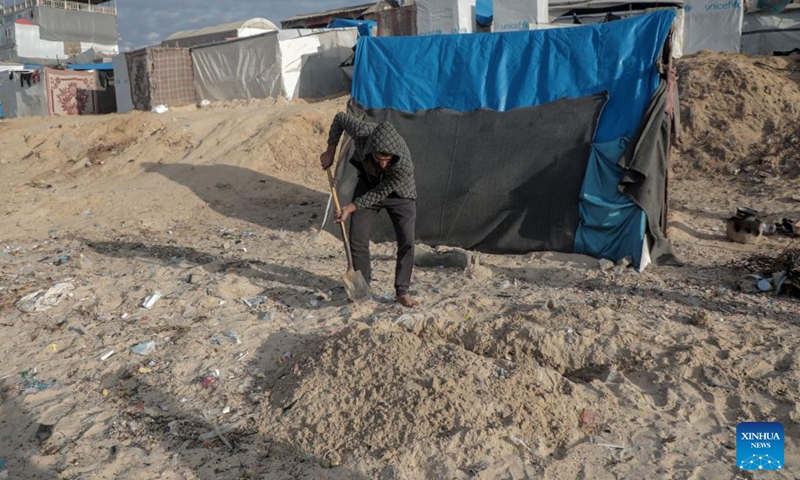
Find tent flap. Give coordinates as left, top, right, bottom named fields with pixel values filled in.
left=326, top=93, right=607, bottom=253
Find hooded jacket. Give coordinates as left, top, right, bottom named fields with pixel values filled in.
left=327, top=112, right=417, bottom=209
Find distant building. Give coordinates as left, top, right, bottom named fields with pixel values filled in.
left=0, top=0, right=118, bottom=64
left=162, top=18, right=279, bottom=48
left=281, top=2, right=391, bottom=29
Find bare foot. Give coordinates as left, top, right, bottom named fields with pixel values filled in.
left=396, top=294, right=419, bottom=308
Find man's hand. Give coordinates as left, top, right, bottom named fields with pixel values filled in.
left=335, top=203, right=357, bottom=223
left=320, top=145, right=336, bottom=170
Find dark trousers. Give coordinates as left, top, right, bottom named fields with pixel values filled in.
left=349, top=184, right=416, bottom=296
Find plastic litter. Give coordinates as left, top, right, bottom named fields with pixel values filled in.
left=200, top=373, right=216, bottom=389
left=308, top=299, right=319, bottom=308
left=757, top=279, right=772, bottom=291
left=131, top=341, right=156, bottom=356
left=151, top=104, right=169, bottom=114
left=225, top=331, right=242, bottom=345
left=243, top=296, right=266, bottom=308
left=259, top=311, right=274, bottom=321
left=100, top=350, right=115, bottom=361
left=68, top=324, right=88, bottom=335
left=16, top=282, right=75, bottom=313
left=54, top=255, right=70, bottom=265
left=506, top=435, right=532, bottom=453
left=279, top=352, right=292, bottom=364
left=198, top=99, right=211, bottom=108
left=468, top=462, right=488, bottom=476
left=142, top=292, right=163, bottom=309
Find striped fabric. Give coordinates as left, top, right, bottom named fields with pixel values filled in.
left=150, top=48, right=196, bottom=108
left=125, top=47, right=196, bottom=111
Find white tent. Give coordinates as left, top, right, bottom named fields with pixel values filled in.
left=742, top=4, right=800, bottom=54
left=191, top=28, right=358, bottom=103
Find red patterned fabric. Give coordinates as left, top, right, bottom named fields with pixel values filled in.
left=45, top=68, right=98, bottom=116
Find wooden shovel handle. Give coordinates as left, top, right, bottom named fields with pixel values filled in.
left=326, top=167, right=355, bottom=269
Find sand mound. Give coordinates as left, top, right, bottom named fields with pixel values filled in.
left=264, top=321, right=597, bottom=476
left=673, top=51, right=800, bottom=179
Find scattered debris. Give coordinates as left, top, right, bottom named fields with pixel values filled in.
left=243, top=296, right=267, bottom=308
left=131, top=341, right=156, bottom=356
left=599, top=259, right=614, bottom=271
left=579, top=409, right=597, bottom=434
left=726, top=207, right=763, bottom=244
left=99, top=350, right=115, bottom=361
left=35, top=424, right=54, bottom=444
left=142, top=291, right=163, bottom=309
left=15, top=282, right=75, bottom=313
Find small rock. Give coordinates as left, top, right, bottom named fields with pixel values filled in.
left=545, top=298, right=558, bottom=310
left=598, top=259, right=614, bottom=271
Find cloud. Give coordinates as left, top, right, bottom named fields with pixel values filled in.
left=117, top=0, right=361, bottom=49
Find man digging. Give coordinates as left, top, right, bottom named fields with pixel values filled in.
left=320, top=112, right=420, bottom=308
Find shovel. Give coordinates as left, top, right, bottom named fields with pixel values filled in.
left=326, top=168, right=371, bottom=303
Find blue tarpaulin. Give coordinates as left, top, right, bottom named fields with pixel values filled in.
left=327, top=18, right=376, bottom=37
left=350, top=11, right=675, bottom=266
left=476, top=0, right=493, bottom=26
left=67, top=63, right=113, bottom=71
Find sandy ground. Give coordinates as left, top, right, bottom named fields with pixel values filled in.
left=0, top=51, right=799, bottom=480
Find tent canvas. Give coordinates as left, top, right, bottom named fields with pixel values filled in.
left=0, top=70, right=47, bottom=119
left=190, top=29, right=357, bottom=103
left=327, top=10, right=679, bottom=269
left=279, top=29, right=358, bottom=100
left=742, top=4, right=800, bottom=54
left=191, top=32, right=283, bottom=102
left=112, top=54, right=134, bottom=114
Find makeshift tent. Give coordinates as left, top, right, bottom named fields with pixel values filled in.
left=0, top=68, right=47, bottom=118
left=191, top=29, right=357, bottom=103
left=327, top=10, right=680, bottom=270
left=682, top=0, right=744, bottom=53
left=162, top=18, right=279, bottom=48
left=125, top=47, right=195, bottom=111
left=742, top=4, right=800, bottom=54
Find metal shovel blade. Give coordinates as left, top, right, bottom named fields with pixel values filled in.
left=342, top=268, right=371, bottom=303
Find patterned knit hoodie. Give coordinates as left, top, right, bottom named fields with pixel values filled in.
left=327, top=112, right=417, bottom=209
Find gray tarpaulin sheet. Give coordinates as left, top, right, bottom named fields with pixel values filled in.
left=0, top=75, right=47, bottom=118
left=324, top=93, right=607, bottom=253
left=618, top=81, right=681, bottom=265
left=37, top=6, right=117, bottom=45
left=191, top=32, right=282, bottom=102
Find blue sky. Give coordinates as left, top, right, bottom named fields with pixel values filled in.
left=116, top=0, right=363, bottom=50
